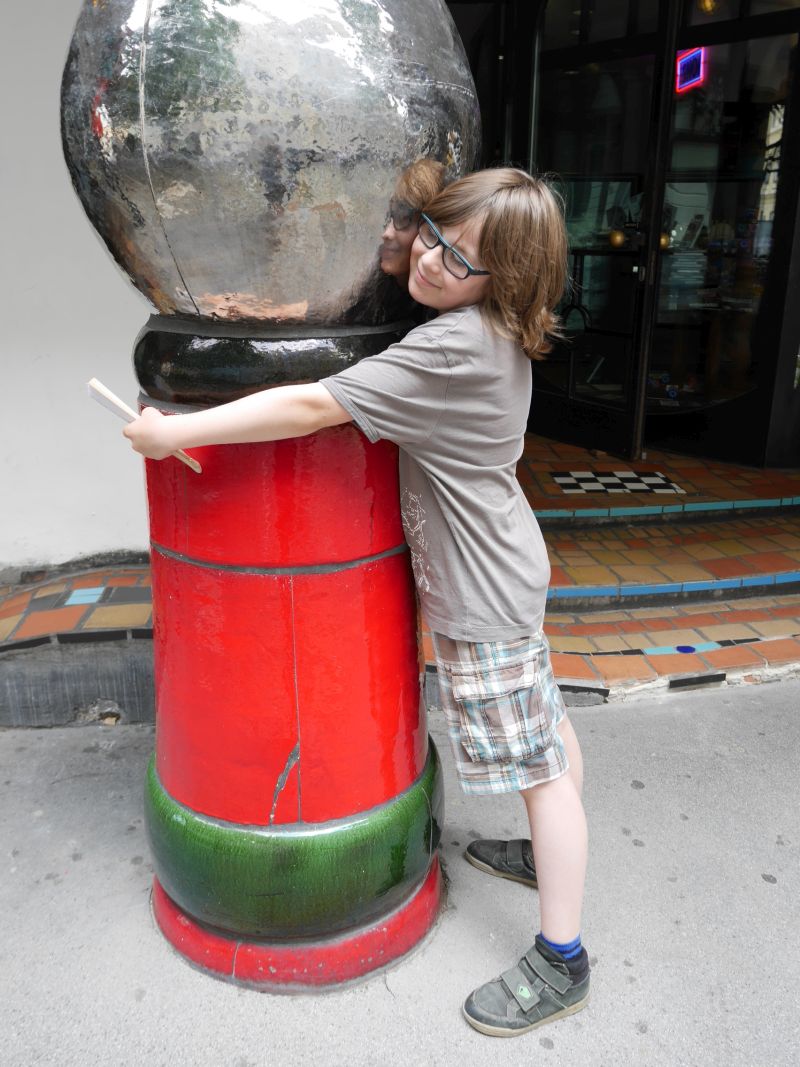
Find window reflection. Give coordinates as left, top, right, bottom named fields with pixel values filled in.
left=649, top=34, right=796, bottom=410
left=749, top=1, right=800, bottom=15
left=536, top=52, right=655, bottom=407
left=544, top=0, right=659, bottom=47
left=683, top=0, right=738, bottom=26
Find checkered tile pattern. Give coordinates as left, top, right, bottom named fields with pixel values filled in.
left=552, top=471, right=686, bottom=495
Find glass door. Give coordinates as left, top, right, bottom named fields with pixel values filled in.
left=532, top=35, right=659, bottom=456
left=646, top=29, right=799, bottom=462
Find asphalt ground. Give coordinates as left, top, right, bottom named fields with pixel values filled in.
left=2, top=680, right=798, bottom=1067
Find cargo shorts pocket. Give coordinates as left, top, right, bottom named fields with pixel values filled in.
left=447, top=653, right=556, bottom=764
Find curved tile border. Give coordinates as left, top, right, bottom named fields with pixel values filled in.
left=537, top=497, right=800, bottom=522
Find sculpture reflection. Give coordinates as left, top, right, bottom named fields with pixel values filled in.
left=380, top=159, right=447, bottom=289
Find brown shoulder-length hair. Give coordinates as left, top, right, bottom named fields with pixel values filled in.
left=422, top=168, right=568, bottom=360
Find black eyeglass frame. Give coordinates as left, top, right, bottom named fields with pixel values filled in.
left=418, top=213, right=491, bottom=280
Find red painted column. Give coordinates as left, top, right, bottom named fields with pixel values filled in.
left=143, top=420, right=443, bottom=986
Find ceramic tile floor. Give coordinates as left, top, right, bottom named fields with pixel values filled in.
left=543, top=512, right=800, bottom=600
left=420, top=593, right=800, bottom=699
left=0, top=568, right=152, bottom=649
left=518, top=433, right=800, bottom=520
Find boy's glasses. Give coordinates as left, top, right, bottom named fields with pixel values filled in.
left=417, top=214, right=490, bottom=281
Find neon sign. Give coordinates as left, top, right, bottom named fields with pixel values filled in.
left=676, top=48, right=706, bottom=94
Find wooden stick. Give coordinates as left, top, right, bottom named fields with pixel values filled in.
left=87, top=378, right=202, bottom=474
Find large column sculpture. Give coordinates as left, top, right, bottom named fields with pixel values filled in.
left=62, top=0, right=479, bottom=988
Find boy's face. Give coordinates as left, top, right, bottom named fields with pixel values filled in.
left=407, top=215, right=491, bottom=313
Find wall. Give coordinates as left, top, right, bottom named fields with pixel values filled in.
left=2, top=1, right=151, bottom=576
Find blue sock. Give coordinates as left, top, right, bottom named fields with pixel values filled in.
left=538, top=932, right=583, bottom=960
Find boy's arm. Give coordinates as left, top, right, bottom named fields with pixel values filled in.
left=123, top=383, right=352, bottom=460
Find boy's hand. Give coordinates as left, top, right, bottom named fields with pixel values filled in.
left=123, top=407, right=178, bottom=460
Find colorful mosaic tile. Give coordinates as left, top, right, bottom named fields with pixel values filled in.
left=518, top=433, right=800, bottom=520
left=0, top=568, right=151, bottom=648
left=542, top=513, right=800, bottom=600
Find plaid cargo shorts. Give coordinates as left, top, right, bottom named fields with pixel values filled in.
left=431, top=631, right=568, bottom=795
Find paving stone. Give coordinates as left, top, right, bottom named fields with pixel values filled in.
left=592, top=654, right=657, bottom=684
left=747, top=620, right=800, bottom=638
left=770, top=605, right=800, bottom=619
left=699, top=623, right=760, bottom=642
left=644, top=628, right=704, bottom=647
left=0, top=595, right=33, bottom=620
left=592, top=635, right=635, bottom=652
left=670, top=612, right=720, bottom=627
left=549, top=652, right=600, bottom=682
left=564, top=565, right=619, bottom=585
left=12, top=607, right=88, bottom=641
left=563, top=622, right=614, bottom=636
left=71, top=573, right=112, bottom=588
left=701, top=645, right=764, bottom=670
left=83, top=605, right=153, bottom=630
left=753, top=638, right=800, bottom=664
left=0, top=614, right=22, bottom=642
left=645, top=653, right=707, bottom=677
left=683, top=544, right=721, bottom=561
left=621, top=550, right=661, bottom=564
left=32, top=583, right=68, bottom=598
left=548, top=636, right=598, bottom=654
left=657, top=564, right=719, bottom=582
left=611, top=565, right=668, bottom=583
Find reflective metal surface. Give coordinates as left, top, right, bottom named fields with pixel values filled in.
left=61, top=0, right=480, bottom=325
left=134, top=315, right=413, bottom=402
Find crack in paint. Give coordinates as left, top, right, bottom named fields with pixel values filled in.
left=268, top=742, right=300, bottom=825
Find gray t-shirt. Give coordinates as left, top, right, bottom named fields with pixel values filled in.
left=321, top=304, right=550, bottom=642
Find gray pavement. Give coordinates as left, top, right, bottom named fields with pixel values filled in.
left=2, top=681, right=799, bottom=1067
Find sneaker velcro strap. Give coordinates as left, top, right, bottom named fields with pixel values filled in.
left=523, top=948, right=573, bottom=996
left=499, top=964, right=542, bottom=1013
left=506, top=838, right=527, bottom=873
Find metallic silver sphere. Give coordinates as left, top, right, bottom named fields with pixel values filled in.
left=61, top=0, right=480, bottom=326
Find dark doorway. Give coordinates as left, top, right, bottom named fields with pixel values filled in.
left=446, top=1, right=539, bottom=168
left=448, top=0, right=800, bottom=465
left=532, top=0, right=800, bottom=464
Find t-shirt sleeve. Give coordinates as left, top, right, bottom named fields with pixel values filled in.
left=320, top=328, right=451, bottom=447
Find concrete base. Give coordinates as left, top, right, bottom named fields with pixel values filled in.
left=0, top=640, right=154, bottom=727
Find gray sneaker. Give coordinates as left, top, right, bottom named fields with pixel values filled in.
left=463, top=936, right=590, bottom=1037
left=464, top=838, right=537, bottom=888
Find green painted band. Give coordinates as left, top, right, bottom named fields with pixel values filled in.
left=144, top=742, right=443, bottom=939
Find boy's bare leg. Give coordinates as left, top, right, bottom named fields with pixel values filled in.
left=462, top=768, right=589, bottom=1035
left=558, top=715, right=583, bottom=796
left=464, top=716, right=584, bottom=884
left=520, top=772, right=587, bottom=942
